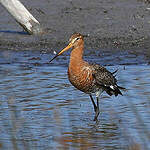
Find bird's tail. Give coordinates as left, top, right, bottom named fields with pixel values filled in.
left=106, top=85, right=125, bottom=96
left=114, top=86, right=123, bottom=96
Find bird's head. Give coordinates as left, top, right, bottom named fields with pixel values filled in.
left=50, top=33, right=84, bottom=62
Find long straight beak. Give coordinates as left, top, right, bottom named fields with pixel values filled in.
left=49, top=43, right=73, bottom=62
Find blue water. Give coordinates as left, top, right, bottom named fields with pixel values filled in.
left=0, top=50, right=150, bottom=150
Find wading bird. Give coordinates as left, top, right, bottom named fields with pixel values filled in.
left=50, top=33, right=124, bottom=121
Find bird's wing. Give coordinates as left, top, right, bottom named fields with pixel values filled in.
left=91, top=64, right=116, bottom=87
left=91, top=64, right=123, bottom=96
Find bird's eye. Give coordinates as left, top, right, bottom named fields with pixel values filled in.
left=71, top=37, right=80, bottom=44
left=74, top=37, right=80, bottom=42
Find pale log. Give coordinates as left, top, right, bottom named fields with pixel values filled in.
left=0, top=0, right=44, bottom=34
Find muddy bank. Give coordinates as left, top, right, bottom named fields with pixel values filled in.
left=0, top=0, right=150, bottom=59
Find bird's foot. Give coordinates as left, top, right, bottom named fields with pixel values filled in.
left=94, top=106, right=97, bottom=113
left=93, top=108, right=100, bottom=121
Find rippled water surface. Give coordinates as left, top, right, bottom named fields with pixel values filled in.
left=0, top=50, right=150, bottom=150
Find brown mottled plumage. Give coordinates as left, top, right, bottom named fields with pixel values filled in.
left=50, top=33, right=124, bottom=121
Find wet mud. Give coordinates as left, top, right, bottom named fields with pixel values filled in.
left=0, top=0, right=150, bottom=65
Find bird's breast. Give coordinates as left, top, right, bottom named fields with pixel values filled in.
left=68, top=64, right=96, bottom=93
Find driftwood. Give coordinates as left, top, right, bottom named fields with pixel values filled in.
left=0, top=0, right=44, bottom=34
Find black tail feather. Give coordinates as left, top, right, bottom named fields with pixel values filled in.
left=112, top=69, right=118, bottom=75
left=105, top=85, right=123, bottom=96
left=114, top=86, right=123, bottom=96
left=106, top=90, right=113, bottom=96
left=117, top=86, right=126, bottom=90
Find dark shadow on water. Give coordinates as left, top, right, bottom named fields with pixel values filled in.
left=0, top=30, right=28, bottom=35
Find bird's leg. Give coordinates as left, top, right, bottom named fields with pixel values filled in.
left=93, top=97, right=100, bottom=121
left=89, top=94, right=97, bottom=112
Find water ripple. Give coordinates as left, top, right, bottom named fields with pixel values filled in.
left=0, top=51, right=149, bottom=149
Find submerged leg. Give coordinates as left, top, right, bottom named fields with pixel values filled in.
left=89, top=94, right=97, bottom=112
left=93, top=97, right=100, bottom=121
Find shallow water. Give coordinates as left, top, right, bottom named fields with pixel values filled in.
left=0, top=50, right=150, bottom=150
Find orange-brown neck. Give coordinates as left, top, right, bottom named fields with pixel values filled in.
left=70, top=42, right=84, bottom=65
left=68, top=41, right=86, bottom=76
